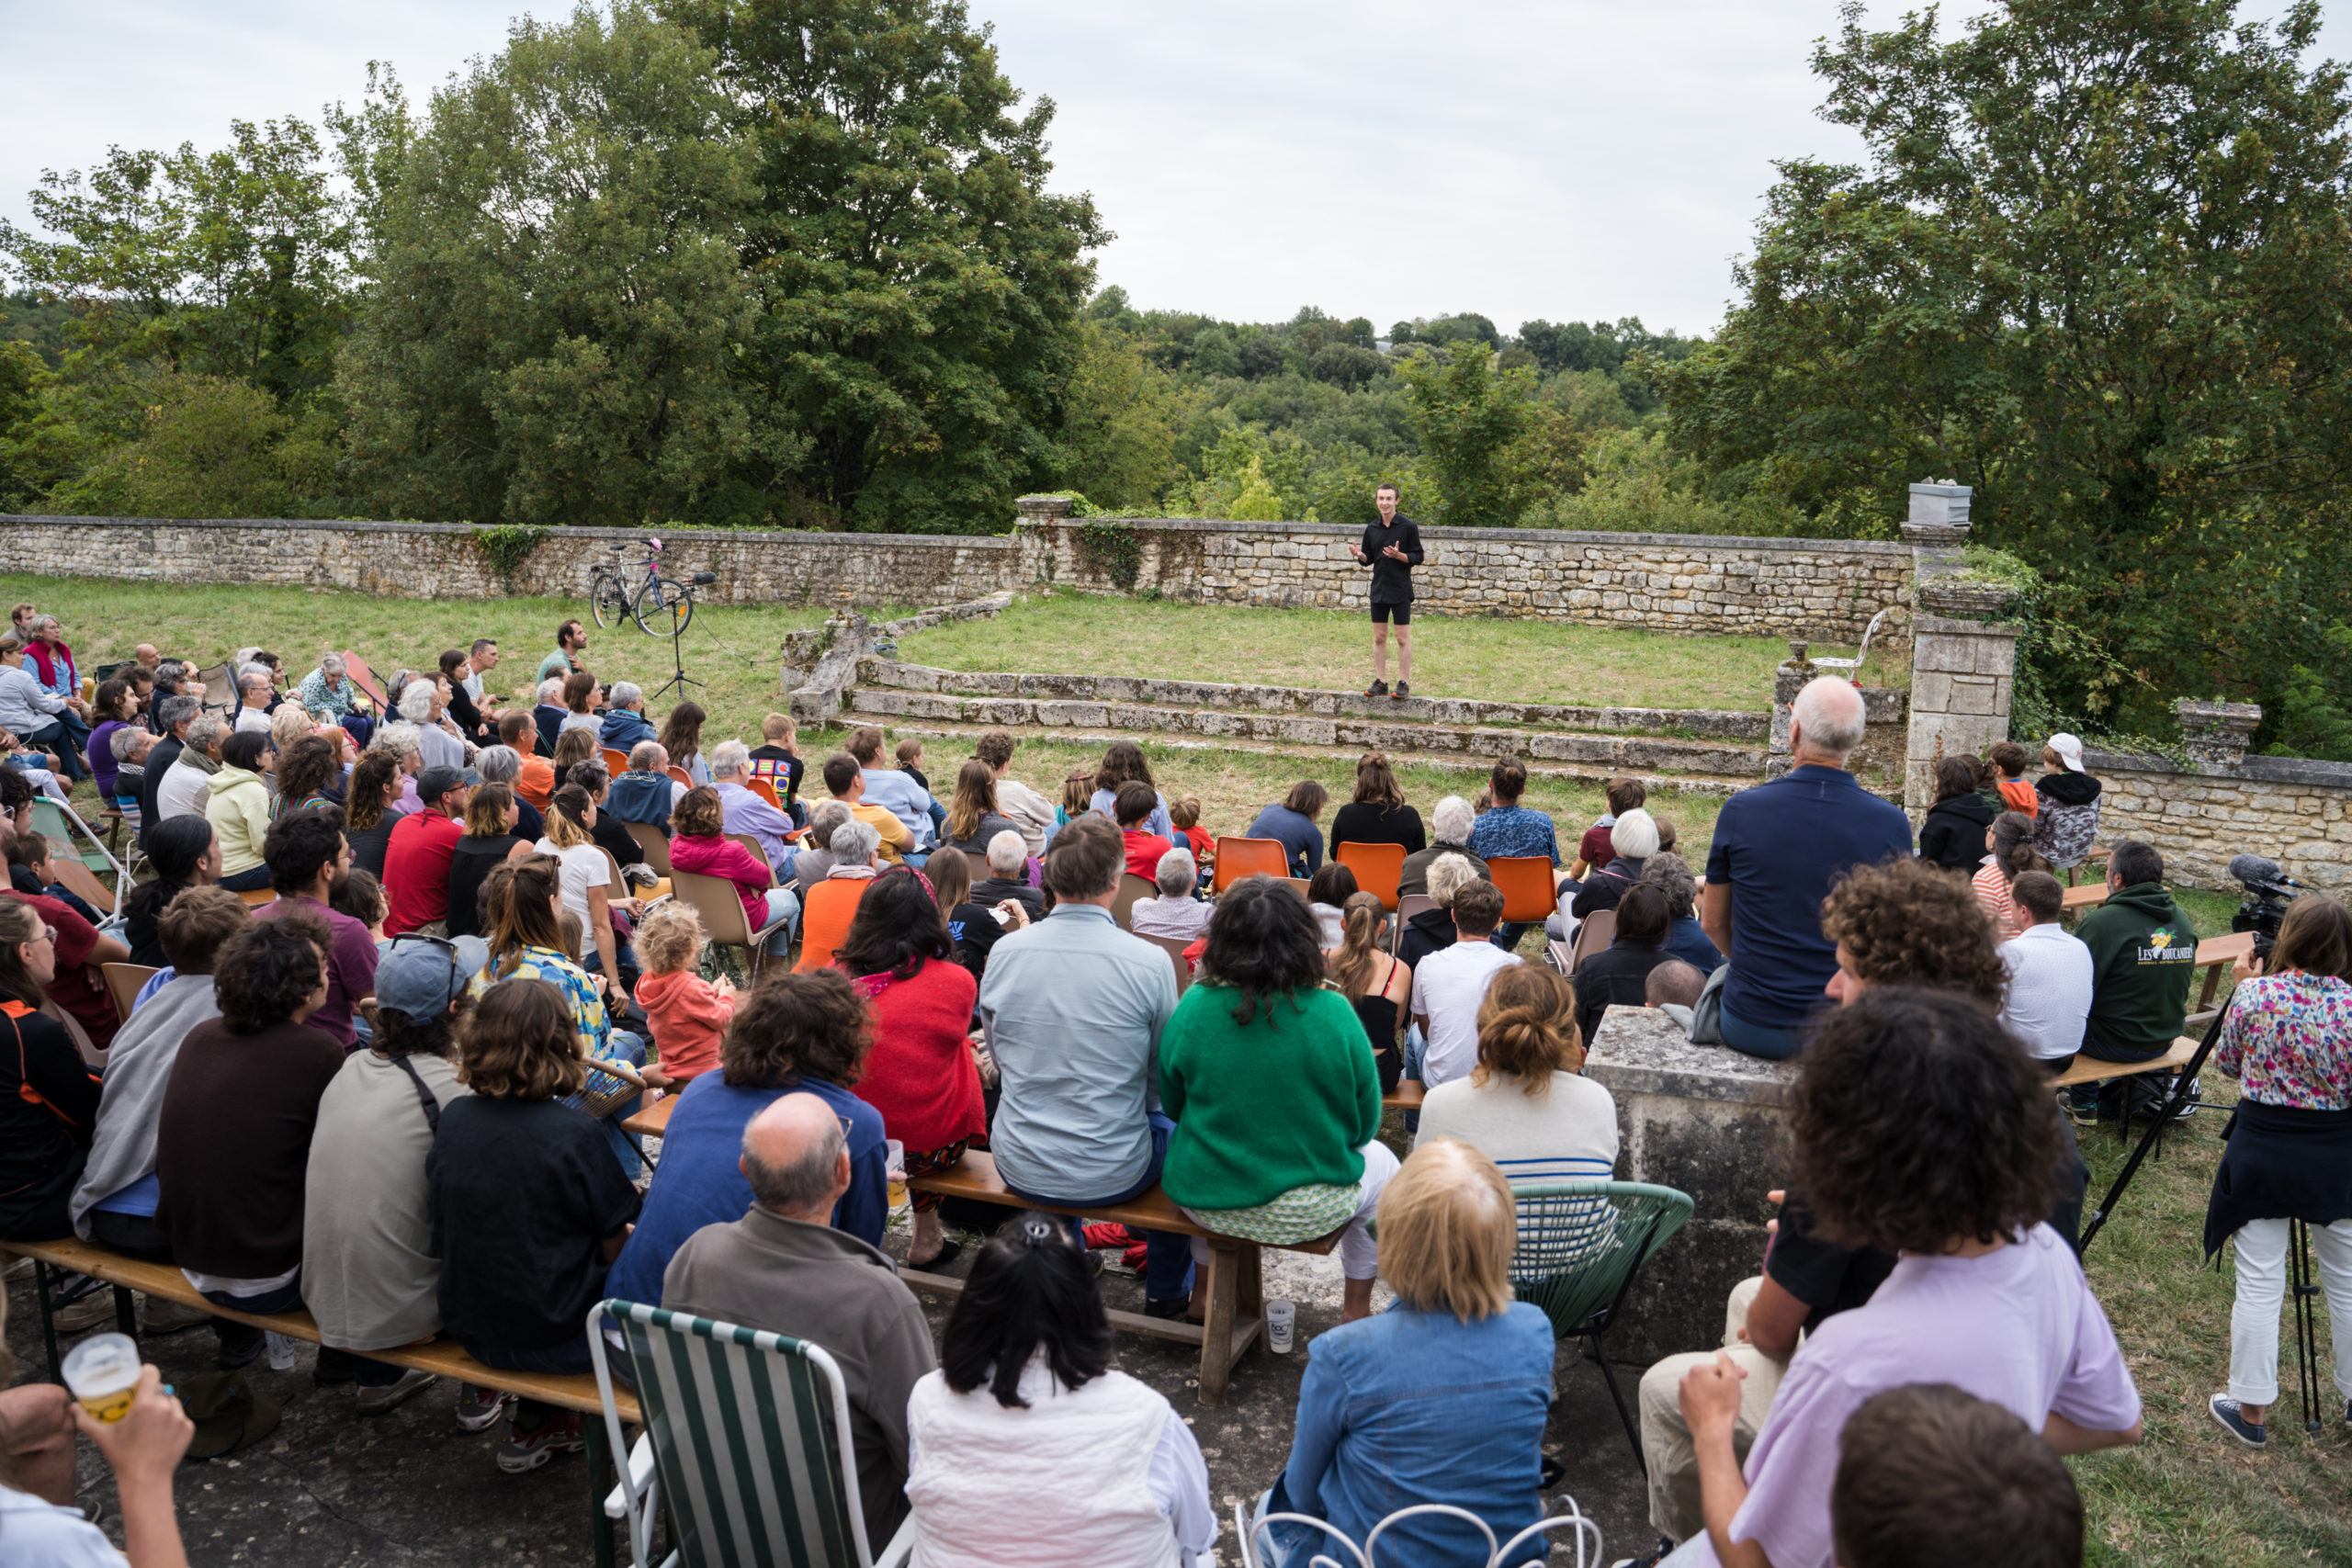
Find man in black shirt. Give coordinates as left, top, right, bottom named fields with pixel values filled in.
left=1349, top=480, right=1423, bottom=699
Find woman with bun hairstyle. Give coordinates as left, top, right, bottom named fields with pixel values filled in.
left=1414, top=962, right=1618, bottom=1186
left=1972, top=810, right=2045, bottom=941
left=1159, top=877, right=1394, bottom=1323
left=1326, top=890, right=1408, bottom=1093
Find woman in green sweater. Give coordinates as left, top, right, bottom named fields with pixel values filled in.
left=1160, top=876, right=1396, bottom=1322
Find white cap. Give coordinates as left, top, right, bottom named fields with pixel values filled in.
left=2046, top=733, right=2086, bottom=773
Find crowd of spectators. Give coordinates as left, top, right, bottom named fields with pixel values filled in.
left=5, top=631, right=2335, bottom=1568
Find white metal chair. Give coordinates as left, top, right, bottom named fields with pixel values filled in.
left=1234, top=1495, right=1602, bottom=1568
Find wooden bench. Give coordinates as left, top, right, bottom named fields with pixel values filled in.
left=904, top=1149, right=1335, bottom=1406
left=2049, top=1034, right=2199, bottom=1091
left=2188, top=931, right=2256, bottom=1027
left=7, top=1236, right=639, bottom=1567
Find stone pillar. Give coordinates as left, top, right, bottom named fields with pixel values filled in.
left=1901, top=483, right=2021, bottom=812
left=1011, top=494, right=1074, bottom=586
left=1766, top=643, right=1815, bottom=779
left=1582, top=1009, right=1798, bottom=1364
left=2177, top=700, right=2261, bottom=771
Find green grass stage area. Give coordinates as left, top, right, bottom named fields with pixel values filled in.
left=17, top=570, right=2319, bottom=1564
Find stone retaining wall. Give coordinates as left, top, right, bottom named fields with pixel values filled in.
left=1018, top=516, right=1910, bottom=642
left=2081, top=749, right=2352, bottom=892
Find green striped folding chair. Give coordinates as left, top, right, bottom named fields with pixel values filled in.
left=1506, top=1180, right=1694, bottom=1472
left=590, top=1300, right=914, bottom=1568
left=30, top=796, right=126, bottom=918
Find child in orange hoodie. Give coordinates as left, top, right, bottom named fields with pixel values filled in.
left=1988, top=740, right=2037, bottom=818
left=633, top=903, right=736, bottom=1088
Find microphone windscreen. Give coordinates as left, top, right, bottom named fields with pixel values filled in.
left=2229, top=853, right=2283, bottom=885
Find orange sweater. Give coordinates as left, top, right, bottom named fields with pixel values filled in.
left=1996, top=777, right=2038, bottom=818
left=636, top=967, right=734, bottom=1083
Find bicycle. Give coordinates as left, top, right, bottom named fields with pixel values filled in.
left=587, top=539, right=713, bottom=639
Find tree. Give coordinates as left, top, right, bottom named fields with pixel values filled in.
left=338, top=4, right=764, bottom=528
left=1659, top=0, right=2352, bottom=729
left=1057, top=321, right=1198, bottom=510
left=1400, top=342, right=1531, bottom=526
left=654, top=0, right=1108, bottom=530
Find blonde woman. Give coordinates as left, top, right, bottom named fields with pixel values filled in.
left=943, top=758, right=1021, bottom=855
left=1326, top=889, right=1409, bottom=1091
left=1415, top=963, right=1619, bottom=1184
left=1250, top=1139, right=1556, bottom=1566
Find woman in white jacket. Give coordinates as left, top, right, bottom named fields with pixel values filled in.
left=902, top=1213, right=1216, bottom=1568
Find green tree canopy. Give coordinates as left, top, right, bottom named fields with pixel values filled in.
left=1660, top=0, right=2352, bottom=730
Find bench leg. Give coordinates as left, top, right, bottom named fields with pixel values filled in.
left=1199, top=1239, right=1238, bottom=1407
left=33, top=1259, right=61, bottom=1381
left=586, top=1414, right=617, bottom=1568
left=113, top=1284, right=137, bottom=1338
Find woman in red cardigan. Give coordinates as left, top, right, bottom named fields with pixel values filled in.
left=836, top=867, right=984, bottom=1269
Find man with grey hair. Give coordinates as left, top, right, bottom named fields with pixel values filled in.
left=1400, top=794, right=1488, bottom=898
left=791, top=799, right=857, bottom=896
left=598, top=681, right=658, bottom=751
left=1129, top=846, right=1210, bottom=942
left=233, top=670, right=276, bottom=736
left=657, top=1093, right=934, bottom=1547
left=1700, top=673, right=1911, bottom=1060
left=972, top=828, right=1044, bottom=919
left=606, top=739, right=680, bottom=832
left=137, top=694, right=201, bottom=847
left=156, top=714, right=228, bottom=822
left=710, top=738, right=798, bottom=872
left=532, top=675, right=569, bottom=755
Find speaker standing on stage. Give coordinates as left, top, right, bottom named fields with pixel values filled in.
left=1350, top=481, right=1422, bottom=700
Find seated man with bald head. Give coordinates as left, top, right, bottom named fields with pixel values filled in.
left=660, top=1093, right=936, bottom=1549
left=1698, top=675, right=1913, bottom=1060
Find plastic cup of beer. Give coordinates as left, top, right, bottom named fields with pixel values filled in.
left=62, top=1332, right=142, bottom=1424
left=886, top=1139, right=908, bottom=1210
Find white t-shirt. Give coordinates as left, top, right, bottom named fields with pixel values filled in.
left=1408, top=940, right=1521, bottom=1088
left=536, top=838, right=612, bottom=922
left=234, top=705, right=273, bottom=735
left=0, top=1480, right=124, bottom=1566
left=1999, top=920, right=2095, bottom=1059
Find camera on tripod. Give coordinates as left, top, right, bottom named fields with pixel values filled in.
left=2228, top=852, right=2306, bottom=962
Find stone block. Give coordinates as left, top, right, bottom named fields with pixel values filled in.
left=1947, top=676, right=2000, bottom=716
left=1910, top=671, right=1953, bottom=714
left=1912, top=633, right=1978, bottom=674
left=1033, top=701, right=1109, bottom=728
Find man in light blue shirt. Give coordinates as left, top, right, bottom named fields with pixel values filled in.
left=978, top=817, right=1193, bottom=1312
left=709, top=739, right=800, bottom=874
left=847, top=726, right=937, bottom=852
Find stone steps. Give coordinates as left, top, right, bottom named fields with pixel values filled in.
left=840, top=685, right=1771, bottom=784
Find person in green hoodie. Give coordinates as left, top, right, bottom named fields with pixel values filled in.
left=2070, top=840, right=2197, bottom=1122
left=204, top=729, right=277, bottom=892
left=1159, top=875, right=1395, bottom=1324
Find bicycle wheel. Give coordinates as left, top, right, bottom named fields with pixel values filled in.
left=633, top=576, right=695, bottom=639
left=590, top=570, right=632, bottom=631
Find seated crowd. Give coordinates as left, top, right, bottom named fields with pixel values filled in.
left=10, top=639, right=2317, bottom=1568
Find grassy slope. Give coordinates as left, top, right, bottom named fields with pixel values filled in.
left=23, top=570, right=2330, bottom=1564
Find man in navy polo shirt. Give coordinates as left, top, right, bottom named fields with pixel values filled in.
left=1349, top=480, right=1423, bottom=699
left=1700, top=677, right=1913, bottom=1058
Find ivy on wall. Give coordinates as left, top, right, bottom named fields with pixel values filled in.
left=1071, top=519, right=1143, bottom=591
left=468, top=525, right=549, bottom=592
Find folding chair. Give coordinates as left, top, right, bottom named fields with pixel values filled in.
left=1212, top=836, right=1289, bottom=892
left=1336, top=840, right=1406, bottom=911
left=30, top=797, right=127, bottom=919
left=592, top=1300, right=914, bottom=1568
left=1236, top=1497, right=1602, bottom=1568
left=1508, top=1180, right=1694, bottom=1471
left=1112, top=872, right=1155, bottom=930
left=194, top=662, right=235, bottom=715
left=1487, top=856, right=1559, bottom=927
left=670, top=868, right=792, bottom=984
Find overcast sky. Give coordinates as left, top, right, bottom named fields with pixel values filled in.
left=2, top=0, right=2343, bottom=336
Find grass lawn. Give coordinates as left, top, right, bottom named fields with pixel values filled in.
left=891, top=586, right=1878, bottom=711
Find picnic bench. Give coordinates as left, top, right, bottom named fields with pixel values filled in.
left=6, top=1235, right=640, bottom=1568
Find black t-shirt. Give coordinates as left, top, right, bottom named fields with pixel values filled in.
left=348, top=817, right=399, bottom=881
left=748, top=745, right=804, bottom=810
left=1329, top=802, right=1427, bottom=858
left=447, top=835, right=525, bottom=940
left=428, top=1096, right=642, bottom=1353
left=590, top=811, right=642, bottom=872
left=1358, top=516, right=1424, bottom=604
left=1570, top=941, right=1672, bottom=1046
left=945, top=899, right=1010, bottom=981
left=1763, top=1190, right=1897, bottom=1332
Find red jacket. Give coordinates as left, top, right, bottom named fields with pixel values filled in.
left=852, top=957, right=984, bottom=1153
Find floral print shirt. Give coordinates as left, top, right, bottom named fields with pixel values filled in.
left=470, top=944, right=613, bottom=1057
left=1466, top=805, right=1560, bottom=867
left=300, top=668, right=357, bottom=718
left=2217, top=971, right=2352, bottom=1111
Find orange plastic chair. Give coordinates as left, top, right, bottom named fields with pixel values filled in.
left=1487, top=855, right=1559, bottom=924
left=667, top=765, right=695, bottom=789
left=1335, top=840, right=1406, bottom=911
left=600, top=748, right=629, bottom=776
left=1212, top=836, right=1291, bottom=893
left=746, top=776, right=783, bottom=812
left=795, top=878, right=868, bottom=973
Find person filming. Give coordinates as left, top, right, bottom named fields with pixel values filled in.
left=2203, top=893, right=2352, bottom=1450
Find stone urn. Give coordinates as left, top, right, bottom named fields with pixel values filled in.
left=1916, top=577, right=2016, bottom=620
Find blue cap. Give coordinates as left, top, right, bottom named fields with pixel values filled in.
left=374, top=934, right=490, bottom=1017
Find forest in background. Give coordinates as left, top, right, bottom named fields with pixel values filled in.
left=4, top=0, right=2352, bottom=754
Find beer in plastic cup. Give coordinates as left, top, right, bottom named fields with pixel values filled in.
left=61, top=1332, right=141, bottom=1423
left=1266, top=1299, right=1297, bottom=1354
left=886, top=1139, right=908, bottom=1210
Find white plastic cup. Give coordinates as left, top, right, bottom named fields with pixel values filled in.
left=1266, top=1299, right=1297, bottom=1354
left=885, top=1139, right=908, bottom=1211
left=266, top=1331, right=297, bottom=1371
left=61, top=1332, right=141, bottom=1423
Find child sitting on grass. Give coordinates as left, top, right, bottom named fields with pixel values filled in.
left=631, top=902, right=734, bottom=1089
left=1170, top=794, right=1214, bottom=873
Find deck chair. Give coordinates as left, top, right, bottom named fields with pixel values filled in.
left=1112, top=872, right=1155, bottom=930
left=1335, top=840, right=1406, bottom=911
left=1508, top=1180, right=1694, bottom=1471
left=1567, top=908, right=1615, bottom=974
left=195, top=661, right=235, bottom=714
left=670, top=868, right=791, bottom=984
left=100, top=963, right=157, bottom=1025
left=336, top=652, right=389, bottom=714
left=1212, top=836, right=1289, bottom=892
left=1487, top=856, right=1558, bottom=926
left=30, top=797, right=127, bottom=919
left=625, top=821, right=673, bottom=876
left=592, top=1300, right=915, bottom=1568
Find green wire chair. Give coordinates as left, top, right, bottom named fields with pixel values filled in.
left=1507, top=1180, right=1695, bottom=1472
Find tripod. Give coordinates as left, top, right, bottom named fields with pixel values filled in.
left=645, top=622, right=703, bottom=706
left=643, top=570, right=716, bottom=705
left=2078, top=1005, right=2228, bottom=1252
left=2288, top=1218, right=2330, bottom=1436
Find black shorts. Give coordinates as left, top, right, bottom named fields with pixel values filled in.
left=1370, top=601, right=1411, bottom=626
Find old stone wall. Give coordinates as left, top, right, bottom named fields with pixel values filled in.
left=1017, top=516, right=1909, bottom=642
left=2081, top=749, right=2352, bottom=892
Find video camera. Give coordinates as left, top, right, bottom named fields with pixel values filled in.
left=2228, top=852, right=2305, bottom=959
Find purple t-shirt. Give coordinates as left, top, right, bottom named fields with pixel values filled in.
left=255, top=894, right=379, bottom=1052
left=1690, top=1224, right=2139, bottom=1568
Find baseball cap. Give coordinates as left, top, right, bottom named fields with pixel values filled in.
left=416, top=764, right=469, bottom=802
left=2046, top=733, right=2086, bottom=773
left=375, top=933, right=490, bottom=1016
